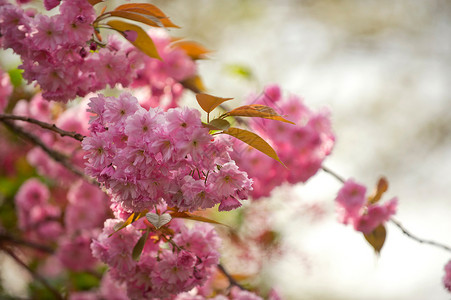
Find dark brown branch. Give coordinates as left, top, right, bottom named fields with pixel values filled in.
left=1, top=119, right=98, bottom=185
left=321, top=165, right=346, bottom=183
left=217, top=263, right=247, bottom=291
left=0, top=233, right=54, bottom=254
left=390, top=218, right=451, bottom=253
left=1, top=246, right=63, bottom=300
left=0, top=113, right=85, bottom=141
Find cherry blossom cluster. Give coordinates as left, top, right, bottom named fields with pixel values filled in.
left=91, top=218, right=221, bottom=299
left=0, top=0, right=144, bottom=102
left=232, top=85, right=335, bottom=199
left=83, top=92, right=252, bottom=213
left=335, top=179, right=397, bottom=234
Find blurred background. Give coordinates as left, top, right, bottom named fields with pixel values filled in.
left=151, top=0, right=451, bottom=299
left=2, top=0, right=451, bottom=299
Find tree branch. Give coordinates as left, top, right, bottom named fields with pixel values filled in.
left=0, top=233, right=54, bottom=254
left=1, top=119, right=97, bottom=186
left=0, top=246, right=63, bottom=300
left=321, top=165, right=346, bottom=183
left=390, top=218, right=451, bottom=253
left=217, top=263, right=247, bottom=291
left=0, top=114, right=85, bottom=141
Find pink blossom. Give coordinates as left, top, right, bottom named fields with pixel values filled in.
left=44, top=0, right=61, bottom=10
left=15, top=178, right=50, bottom=209
left=443, top=260, right=451, bottom=292
left=0, top=68, right=12, bottom=113
left=57, top=231, right=99, bottom=271
left=30, top=15, right=64, bottom=51
left=335, top=179, right=398, bottom=234
left=335, top=179, right=366, bottom=225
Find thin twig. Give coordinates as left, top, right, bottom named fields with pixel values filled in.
left=390, top=218, right=451, bottom=253
left=321, top=165, right=346, bottom=183
left=0, top=114, right=85, bottom=141
left=0, top=233, right=54, bottom=254
left=217, top=263, right=247, bottom=291
left=1, top=119, right=97, bottom=185
left=1, top=246, right=64, bottom=300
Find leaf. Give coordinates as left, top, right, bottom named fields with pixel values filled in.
left=171, top=40, right=210, bottom=60
left=145, top=212, right=172, bottom=229
left=110, top=210, right=148, bottom=237
left=113, top=3, right=179, bottom=28
left=132, top=228, right=150, bottom=261
left=170, top=211, right=228, bottom=227
left=107, top=20, right=161, bottom=60
left=88, top=0, right=103, bottom=6
left=181, top=75, right=206, bottom=93
left=109, top=11, right=160, bottom=27
left=196, top=93, right=233, bottom=114
left=368, top=177, right=389, bottom=204
left=205, top=119, right=231, bottom=131
left=222, top=127, right=285, bottom=166
left=364, top=224, right=386, bottom=254
left=225, top=104, right=295, bottom=124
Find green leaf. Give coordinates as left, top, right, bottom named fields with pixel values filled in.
left=224, top=104, right=295, bottom=124
left=107, top=20, right=161, bottom=60
left=225, top=64, right=253, bottom=80
left=222, top=127, right=285, bottom=166
left=132, top=228, right=150, bottom=261
left=8, top=69, right=23, bottom=87
left=364, top=224, right=386, bottom=254
left=195, top=93, right=233, bottom=114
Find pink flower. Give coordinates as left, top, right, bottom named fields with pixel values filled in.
left=335, top=179, right=366, bottom=225
left=443, top=260, right=451, bottom=292
left=44, top=0, right=60, bottom=11
left=0, top=68, right=12, bottom=113
left=335, top=179, right=398, bottom=234
left=30, top=15, right=64, bottom=51
left=57, top=231, right=99, bottom=271
left=15, top=178, right=49, bottom=209
left=355, top=198, right=398, bottom=234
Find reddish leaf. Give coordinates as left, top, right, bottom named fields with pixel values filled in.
left=110, top=210, right=148, bottom=236
left=196, top=93, right=233, bottom=114
left=107, top=20, right=161, bottom=60
left=225, top=104, right=295, bottom=124
left=204, top=119, right=231, bottom=131
left=109, top=11, right=160, bottom=27
left=181, top=75, right=206, bottom=93
left=170, top=211, right=227, bottom=227
left=369, top=177, right=389, bottom=204
left=88, top=0, right=103, bottom=6
left=223, top=127, right=285, bottom=166
left=364, top=224, right=386, bottom=254
left=114, top=3, right=179, bottom=28
left=171, top=40, right=210, bottom=60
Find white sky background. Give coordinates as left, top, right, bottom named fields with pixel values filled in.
left=152, top=0, right=451, bottom=299
left=1, top=0, right=450, bottom=299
